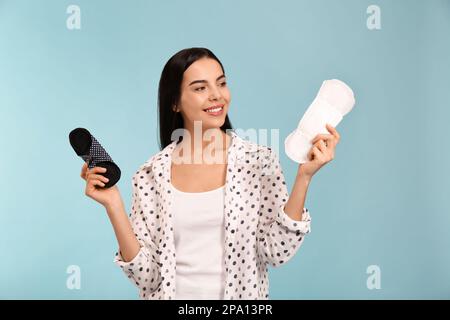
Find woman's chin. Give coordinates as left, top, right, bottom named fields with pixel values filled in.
left=201, top=113, right=226, bottom=124
left=201, top=118, right=226, bottom=131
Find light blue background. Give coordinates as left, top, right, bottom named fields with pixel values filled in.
left=1, top=0, right=449, bottom=299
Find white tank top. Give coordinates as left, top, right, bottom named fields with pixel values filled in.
left=170, top=182, right=226, bottom=300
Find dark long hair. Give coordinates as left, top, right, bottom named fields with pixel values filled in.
left=157, top=47, right=233, bottom=150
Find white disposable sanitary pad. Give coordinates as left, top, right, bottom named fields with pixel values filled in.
left=284, top=79, right=355, bottom=163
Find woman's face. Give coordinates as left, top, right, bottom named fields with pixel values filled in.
left=175, top=57, right=231, bottom=133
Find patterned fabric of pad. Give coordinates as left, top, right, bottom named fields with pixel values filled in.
left=81, top=135, right=114, bottom=169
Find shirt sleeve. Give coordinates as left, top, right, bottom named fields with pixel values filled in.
left=256, top=147, right=312, bottom=267
left=113, top=171, right=161, bottom=298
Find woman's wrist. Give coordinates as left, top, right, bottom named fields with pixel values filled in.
left=105, top=197, right=125, bottom=216
left=297, top=167, right=312, bottom=184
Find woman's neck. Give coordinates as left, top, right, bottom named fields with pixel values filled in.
left=174, top=127, right=230, bottom=165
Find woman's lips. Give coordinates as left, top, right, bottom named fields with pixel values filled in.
left=204, top=106, right=224, bottom=116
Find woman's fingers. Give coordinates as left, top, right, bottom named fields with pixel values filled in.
left=308, top=145, right=323, bottom=161
left=312, top=124, right=340, bottom=147
left=326, top=123, right=340, bottom=141
left=80, top=162, right=88, bottom=180
left=87, top=178, right=105, bottom=190
left=82, top=164, right=107, bottom=184
left=316, top=140, right=335, bottom=159
left=312, top=135, right=337, bottom=149
left=85, top=166, right=107, bottom=178
left=88, top=173, right=109, bottom=183
left=308, top=148, right=314, bottom=161
left=314, top=140, right=324, bottom=152
left=306, top=124, right=340, bottom=163
left=311, top=134, right=334, bottom=145
left=311, top=146, right=322, bottom=161
left=90, top=166, right=107, bottom=174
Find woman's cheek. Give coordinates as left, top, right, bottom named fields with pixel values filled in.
left=223, top=88, right=231, bottom=101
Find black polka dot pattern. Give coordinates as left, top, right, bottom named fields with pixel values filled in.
left=114, top=130, right=311, bottom=300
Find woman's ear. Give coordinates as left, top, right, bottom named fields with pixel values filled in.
left=172, top=104, right=179, bottom=112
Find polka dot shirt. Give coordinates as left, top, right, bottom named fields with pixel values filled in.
left=114, top=130, right=311, bottom=300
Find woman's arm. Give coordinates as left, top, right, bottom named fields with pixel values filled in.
left=256, top=147, right=311, bottom=267
left=81, top=163, right=141, bottom=262
left=284, top=123, right=341, bottom=221
left=105, top=198, right=141, bottom=262
left=283, top=173, right=311, bottom=221
left=112, top=170, right=162, bottom=298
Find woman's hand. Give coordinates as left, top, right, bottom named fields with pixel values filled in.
left=80, top=161, right=122, bottom=209
left=298, top=123, right=341, bottom=179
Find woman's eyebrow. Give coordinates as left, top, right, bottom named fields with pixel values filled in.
left=188, top=74, right=226, bottom=86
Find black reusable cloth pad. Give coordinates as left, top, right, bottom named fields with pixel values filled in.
left=69, top=128, right=121, bottom=188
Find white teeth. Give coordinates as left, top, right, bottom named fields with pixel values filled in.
left=205, top=107, right=223, bottom=113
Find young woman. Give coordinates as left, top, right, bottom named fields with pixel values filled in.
left=80, top=47, right=340, bottom=300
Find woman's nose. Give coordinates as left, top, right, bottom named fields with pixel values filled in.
left=209, top=85, right=222, bottom=100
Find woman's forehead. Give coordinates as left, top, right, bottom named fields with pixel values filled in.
left=183, top=58, right=224, bottom=80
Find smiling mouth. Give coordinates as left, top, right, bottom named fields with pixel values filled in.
left=204, top=106, right=223, bottom=113
left=203, top=104, right=225, bottom=115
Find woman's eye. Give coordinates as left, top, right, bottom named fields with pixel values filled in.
left=220, top=82, right=227, bottom=87
left=195, top=86, right=206, bottom=92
